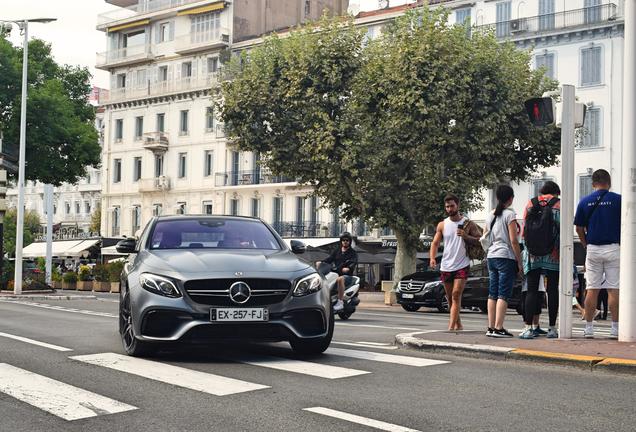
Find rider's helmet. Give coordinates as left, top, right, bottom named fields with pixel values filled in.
left=339, top=232, right=353, bottom=242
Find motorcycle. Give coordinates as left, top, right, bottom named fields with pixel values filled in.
left=318, top=262, right=361, bottom=320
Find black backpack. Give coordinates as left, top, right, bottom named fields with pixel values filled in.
left=523, top=196, right=559, bottom=256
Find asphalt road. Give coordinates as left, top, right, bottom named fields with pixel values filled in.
left=0, top=295, right=632, bottom=432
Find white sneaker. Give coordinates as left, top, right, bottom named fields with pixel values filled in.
left=584, top=327, right=594, bottom=339
left=333, top=300, right=344, bottom=311
left=610, top=327, right=618, bottom=339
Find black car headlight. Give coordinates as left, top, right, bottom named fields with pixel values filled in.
left=292, top=273, right=322, bottom=297
left=139, top=273, right=181, bottom=298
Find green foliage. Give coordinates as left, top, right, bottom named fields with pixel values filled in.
left=36, top=257, right=46, bottom=272
left=90, top=207, right=101, bottom=234
left=62, top=271, right=78, bottom=283
left=218, top=9, right=560, bottom=280
left=2, top=208, right=42, bottom=257
left=0, top=35, right=100, bottom=185
left=93, top=264, right=108, bottom=282
left=78, top=265, right=91, bottom=281
left=52, top=266, right=62, bottom=282
left=108, top=261, right=125, bottom=283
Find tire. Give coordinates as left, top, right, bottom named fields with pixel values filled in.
left=479, top=306, right=488, bottom=314
left=119, top=290, right=155, bottom=357
left=401, top=304, right=421, bottom=312
left=437, top=297, right=449, bottom=313
left=337, top=311, right=353, bottom=320
left=290, top=312, right=334, bottom=355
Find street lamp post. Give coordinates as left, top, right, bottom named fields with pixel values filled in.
left=0, top=18, right=56, bottom=295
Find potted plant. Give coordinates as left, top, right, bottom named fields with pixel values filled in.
left=77, top=265, right=93, bottom=291
left=108, top=261, right=125, bottom=293
left=62, top=272, right=78, bottom=290
left=51, top=267, right=63, bottom=289
left=93, top=264, right=110, bottom=292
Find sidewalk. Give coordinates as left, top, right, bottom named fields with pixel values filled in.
left=0, top=289, right=96, bottom=300
left=396, top=329, right=636, bottom=375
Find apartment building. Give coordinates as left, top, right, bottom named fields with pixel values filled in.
left=97, top=0, right=351, bottom=238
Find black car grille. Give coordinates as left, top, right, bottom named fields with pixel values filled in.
left=398, top=280, right=425, bottom=293
left=184, top=278, right=292, bottom=306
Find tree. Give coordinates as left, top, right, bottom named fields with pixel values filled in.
left=0, top=34, right=100, bottom=185
left=217, top=9, right=560, bottom=283
left=90, top=207, right=101, bottom=235
left=2, top=208, right=42, bottom=257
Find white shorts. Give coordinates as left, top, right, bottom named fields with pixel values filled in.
left=585, top=244, right=620, bottom=290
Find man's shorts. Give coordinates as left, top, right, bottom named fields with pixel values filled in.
left=585, top=244, right=620, bottom=289
left=440, top=266, right=470, bottom=283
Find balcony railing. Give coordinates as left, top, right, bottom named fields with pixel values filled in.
left=143, top=132, right=169, bottom=152
left=271, top=221, right=325, bottom=238
left=138, top=175, right=171, bottom=192
left=98, top=0, right=203, bottom=26
left=96, top=44, right=154, bottom=69
left=175, top=29, right=230, bottom=54
left=214, top=169, right=295, bottom=187
left=475, top=4, right=618, bottom=38
left=102, top=73, right=219, bottom=103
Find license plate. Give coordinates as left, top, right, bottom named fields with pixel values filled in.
left=402, top=293, right=414, bottom=299
left=210, top=308, right=268, bottom=322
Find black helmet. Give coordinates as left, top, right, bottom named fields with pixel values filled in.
left=339, top=232, right=352, bottom=242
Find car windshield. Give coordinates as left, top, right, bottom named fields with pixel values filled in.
left=149, top=218, right=282, bottom=250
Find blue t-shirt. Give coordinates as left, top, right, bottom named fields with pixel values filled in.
left=573, top=189, right=621, bottom=245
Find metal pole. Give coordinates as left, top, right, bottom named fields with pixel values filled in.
left=13, top=20, right=28, bottom=295
left=619, top=0, right=636, bottom=342
left=558, top=84, right=575, bottom=339
left=45, top=184, right=53, bottom=285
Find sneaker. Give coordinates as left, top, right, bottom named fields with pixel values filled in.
left=546, top=328, right=558, bottom=339
left=583, top=327, right=594, bottom=339
left=486, top=327, right=494, bottom=337
left=532, top=327, right=548, bottom=337
left=610, top=327, right=618, bottom=339
left=519, top=328, right=535, bottom=339
left=333, top=299, right=344, bottom=311
left=491, top=328, right=513, bottom=338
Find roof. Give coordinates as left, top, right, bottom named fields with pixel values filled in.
left=356, top=0, right=453, bottom=19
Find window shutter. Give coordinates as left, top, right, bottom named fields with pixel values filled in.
left=154, top=23, right=161, bottom=44
left=169, top=21, right=175, bottom=41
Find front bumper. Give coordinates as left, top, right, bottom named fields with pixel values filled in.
left=395, top=289, right=442, bottom=307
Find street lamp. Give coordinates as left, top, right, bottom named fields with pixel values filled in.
left=0, top=18, right=56, bottom=295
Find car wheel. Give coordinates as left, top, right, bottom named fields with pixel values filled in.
left=401, top=304, right=421, bottom=312
left=479, top=305, right=488, bottom=314
left=289, top=312, right=334, bottom=355
left=337, top=311, right=353, bottom=320
left=437, top=297, right=449, bottom=313
left=119, top=291, right=155, bottom=357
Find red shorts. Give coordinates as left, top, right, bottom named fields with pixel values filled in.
left=440, top=266, right=470, bottom=283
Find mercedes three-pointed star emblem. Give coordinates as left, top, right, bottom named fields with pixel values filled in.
left=229, top=281, right=251, bottom=304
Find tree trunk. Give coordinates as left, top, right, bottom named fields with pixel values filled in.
left=393, top=229, right=419, bottom=287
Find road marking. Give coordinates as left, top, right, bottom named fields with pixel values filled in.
left=240, top=355, right=370, bottom=379
left=0, top=363, right=136, bottom=421
left=71, top=353, right=269, bottom=396
left=304, top=407, right=420, bottom=432
left=336, top=323, right=422, bottom=331
left=327, top=347, right=450, bottom=367
left=0, top=300, right=117, bottom=318
left=332, top=341, right=398, bottom=350
left=0, top=332, right=72, bottom=352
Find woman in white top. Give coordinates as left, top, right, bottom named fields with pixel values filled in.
left=484, top=185, right=522, bottom=338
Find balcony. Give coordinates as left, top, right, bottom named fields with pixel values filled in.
left=143, top=132, right=169, bottom=152
left=475, top=4, right=619, bottom=39
left=101, top=73, right=219, bottom=104
left=272, top=221, right=325, bottom=238
left=138, top=175, right=171, bottom=192
left=214, top=169, right=295, bottom=187
left=175, top=29, right=230, bottom=54
left=96, top=44, right=154, bottom=70
left=98, top=0, right=204, bottom=27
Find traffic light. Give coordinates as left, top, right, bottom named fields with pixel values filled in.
left=524, top=97, right=555, bottom=127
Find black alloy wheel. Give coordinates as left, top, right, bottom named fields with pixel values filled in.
left=401, top=304, right=421, bottom=312
left=119, top=290, right=155, bottom=357
left=289, top=312, right=334, bottom=355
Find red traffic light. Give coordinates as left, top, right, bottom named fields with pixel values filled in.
left=524, top=97, right=554, bottom=127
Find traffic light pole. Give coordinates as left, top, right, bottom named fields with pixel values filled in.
left=619, top=1, right=636, bottom=342
left=558, top=84, right=575, bottom=339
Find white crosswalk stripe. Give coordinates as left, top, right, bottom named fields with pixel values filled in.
left=0, top=331, right=72, bottom=352
left=0, top=363, right=137, bottom=421
left=327, top=347, right=450, bottom=367
left=238, top=355, right=370, bottom=379
left=304, top=407, right=421, bottom=432
left=70, top=352, right=269, bottom=396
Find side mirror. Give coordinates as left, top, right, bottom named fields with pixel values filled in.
left=290, top=240, right=306, bottom=254
left=116, top=238, right=137, bottom=254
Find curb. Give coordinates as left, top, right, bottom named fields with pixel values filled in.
left=0, top=294, right=97, bottom=300
left=395, top=333, right=636, bottom=374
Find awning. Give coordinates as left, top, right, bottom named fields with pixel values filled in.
left=177, top=1, right=224, bottom=16
left=108, top=19, right=150, bottom=33
left=283, top=238, right=340, bottom=248
left=63, top=239, right=100, bottom=258
left=22, top=240, right=84, bottom=259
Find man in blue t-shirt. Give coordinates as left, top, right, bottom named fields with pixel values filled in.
left=574, top=169, right=621, bottom=339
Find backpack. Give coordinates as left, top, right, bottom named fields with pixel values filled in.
left=523, top=196, right=559, bottom=256
left=463, top=219, right=485, bottom=260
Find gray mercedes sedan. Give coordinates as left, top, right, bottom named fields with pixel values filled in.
left=116, top=215, right=332, bottom=356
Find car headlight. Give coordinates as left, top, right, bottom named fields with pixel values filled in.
left=423, top=281, right=441, bottom=293
left=293, top=273, right=322, bottom=297
left=139, top=273, right=181, bottom=298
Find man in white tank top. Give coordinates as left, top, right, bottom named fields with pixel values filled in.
left=430, top=194, right=480, bottom=331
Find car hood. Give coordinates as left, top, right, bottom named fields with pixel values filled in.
left=139, top=249, right=311, bottom=275
left=401, top=271, right=441, bottom=282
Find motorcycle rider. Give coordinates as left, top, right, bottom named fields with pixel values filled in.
left=322, top=232, right=359, bottom=311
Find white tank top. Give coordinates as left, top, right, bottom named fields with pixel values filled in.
left=440, top=217, right=470, bottom=272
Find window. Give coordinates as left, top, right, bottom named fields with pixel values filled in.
left=113, top=158, right=122, bottom=183
left=134, top=156, right=142, bottom=181
left=180, top=110, right=189, bottom=135
left=132, top=205, right=141, bottom=232
left=304, top=0, right=311, bottom=16
left=156, top=113, right=165, bottom=132
left=191, top=11, right=221, bottom=43
left=85, top=201, right=91, bottom=214
left=176, top=202, right=186, bottom=215
left=116, top=73, right=126, bottom=88
left=65, top=202, right=71, bottom=214
left=115, top=119, right=123, bottom=142
left=206, top=107, right=215, bottom=132
left=135, top=116, right=143, bottom=140
left=581, top=46, right=602, bottom=86
left=495, top=1, right=511, bottom=37
left=273, top=197, right=283, bottom=225
left=75, top=201, right=80, bottom=214
left=178, top=152, right=187, bottom=178
left=295, top=197, right=305, bottom=224
left=159, top=22, right=170, bottom=43
left=53, top=204, right=57, bottom=215
left=154, top=154, right=164, bottom=177
left=153, top=203, right=163, bottom=216
left=538, top=0, right=555, bottom=31
left=530, top=177, right=555, bottom=197
left=202, top=201, right=213, bottom=215
left=535, top=52, right=555, bottom=79
left=112, top=207, right=120, bottom=236
left=581, top=107, right=601, bottom=149
left=134, top=69, right=146, bottom=88
left=158, top=66, right=168, bottom=82
left=455, top=8, right=471, bottom=26
left=207, top=57, right=219, bottom=74
left=584, top=0, right=602, bottom=24
left=181, top=61, right=192, bottom=78
left=579, top=174, right=593, bottom=200
left=230, top=199, right=239, bottom=216
left=251, top=198, right=260, bottom=218
left=204, top=150, right=213, bottom=176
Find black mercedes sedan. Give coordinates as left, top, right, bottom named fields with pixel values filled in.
left=116, top=215, right=332, bottom=356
